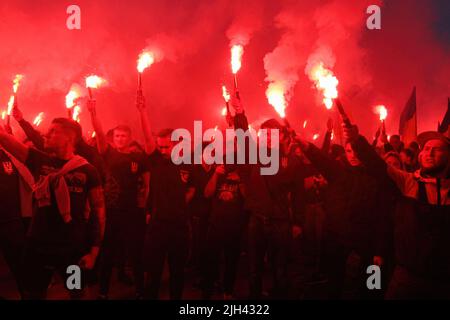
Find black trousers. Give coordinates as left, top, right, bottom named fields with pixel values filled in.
left=248, top=215, right=291, bottom=299
left=320, top=235, right=378, bottom=300
left=386, top=265, right=450, bottom=300
left=189, top=214, right=209, bottom=275
left=0, top=219, right=26, bottom=297
left=202, top=222, right=244, bottom=298
left=22, top=244, right=85, bottom=299
left=143, top=220, right=189, bottom=300
left=99, top=209, right=146, bottom=296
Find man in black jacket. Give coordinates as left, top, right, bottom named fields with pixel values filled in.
left=232, top=101, right=304, bottom=299
left=295, top=136, right=388, bottom=299
left=344, top=126, right=450, bottom=299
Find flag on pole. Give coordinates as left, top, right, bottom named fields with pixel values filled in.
left=399, top=87, right=417, bottom=146
left=438, top=98, right=450, bottom=137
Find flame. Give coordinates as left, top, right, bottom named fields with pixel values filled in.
left=309, top=62, right=339, bottom=110
left=137, top=51, right=155, bottom=73
left=222, top=85, right=230, bottom=102
left=313, top=133, right=320, bottom=141
left=1, top=110, right=6, bottom=120
left=85, top=75, right=106, bottom=89
left=13, top=74, right=24, bottom=93
left=33, top=112, right=44, bottom=126
left=7, top=96, right=15, bottom=115
left=72, top=106, right=81, bottom=122
left=231, top=45, right=243, bottom=74
left=303, top=120, right=308, bottom=129
left=221, top=107, right=228, bottom=117
left=376, top=105, right=388, bottom=121
left=65, top=90, right=79, bottom=109
left=266, top=84, right=286, bottom=118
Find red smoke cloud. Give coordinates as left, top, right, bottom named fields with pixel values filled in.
left=0, top=0, right=448, bottom=142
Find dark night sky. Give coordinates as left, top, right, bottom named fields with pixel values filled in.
left=0, top=0, right=448, bottom=143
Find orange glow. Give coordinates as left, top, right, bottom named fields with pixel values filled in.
left=85, top=75, right=106, bottom=89
left=13, top=74, right=24, bottom=93
left=309, top=62, right=339, bottom=109
left=376, top=105, right=388, bottom=121
left=266, top=84, right=286, bottom=118
left=33, top=112, right=44, bottom=126
left=222, top=85, right=230, bottom=102
left=137, top=51, right=155, bottom=73
left=65, top=90, right=79, bottom=109
left=221, top=107, right=227, bottom=117
left=72, top=106, right=81, bottom=122
left=7, top=96, right=14, bottom=115
left=231, top=45, right=243, bottom=74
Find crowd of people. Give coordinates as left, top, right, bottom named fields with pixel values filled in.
left=0, top=91, right=449, bottom=300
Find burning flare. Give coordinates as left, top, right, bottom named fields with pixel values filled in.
left=308, top=62, right=339, bottom=110
left=376, top=105, right=388, bottom=121
left=231, top=45, right=244, bottom=74
left=222, top=86, right=231, bottom=103
left=13, top=74, right=24, bottom=93
left=221, top=107, right=227, bottom=117
left=85, top=75, right=106, bottom=89
left=72, top=106, right=81, bottom=122
left=266, top=84, right=286, bottom=118
left=65, top=90, right=79, bottom=109
left=137, top=51, right=155, bottom=73
left=33, top=112, right=44, bottom=126
left=7, top=96, right=15, bottom=115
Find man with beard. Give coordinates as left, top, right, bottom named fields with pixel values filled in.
left=345, top=126, right=450, bottom=299
left=0, top=118, right=105, bottom=299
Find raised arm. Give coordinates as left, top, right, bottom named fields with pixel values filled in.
left=321, top=118, right=333, bottom=153
left=204, top=165, right=225, bottom=198
left=345, top=125, right=410, bottom=194
left=13, top=107, right=45, bottom=150
left=0, top=125, right=29, bottom=163
left=136, top=93, right=156, bottom=155
left=87, top=99, right=108, bottom=155
left=295, top=137, right=344, bottom=183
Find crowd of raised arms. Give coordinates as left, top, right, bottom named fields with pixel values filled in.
left=0, top=89, right=449, bottom=300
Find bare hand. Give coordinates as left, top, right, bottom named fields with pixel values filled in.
left=342, top=124, right=359, bottom=143
left=12, top=107, right=23, bottom=122
left=215, top=165, right=226, bottom=176
left=226, top=171, right=240, bottom=182
left=292, top=225, right=302, bottom=239
left=230, top=94, right=243, bottom=114
left=380, top=132, right=388, bottom=144
left=79, top=253, right=97, bottom=270
left=136, top=92, right=146, bottom=111
left=373, top=256, right=384, bottom=267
